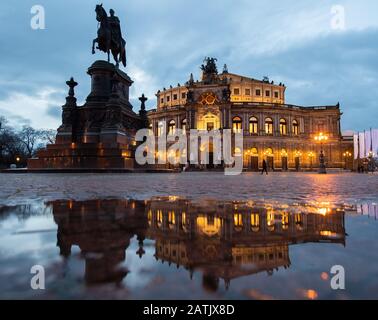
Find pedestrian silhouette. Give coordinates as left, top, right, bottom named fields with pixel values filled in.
left=261, top=159, right=268, bottom=175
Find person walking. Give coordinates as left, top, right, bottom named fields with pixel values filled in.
left=261, top=159, right=268, bottom=175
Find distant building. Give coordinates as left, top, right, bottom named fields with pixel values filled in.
left=148, top=58, right=353, bottom=170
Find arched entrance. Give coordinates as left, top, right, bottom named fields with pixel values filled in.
left=281, top=149, right=288, bottom=171
left=294, top=150, right=302, bottom=171
left=265, top=148, right=274, bottom=171
left=249, top=147, right=259, bottom=171
left=199, top=141, right=215, bottom=169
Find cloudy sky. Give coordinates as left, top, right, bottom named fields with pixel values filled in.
left=0, top=0, right=377, bottom=132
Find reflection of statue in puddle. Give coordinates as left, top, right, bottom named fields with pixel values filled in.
left=51, top=197, right=346, bottom=291
left=52, top=199, right=147, bottom=286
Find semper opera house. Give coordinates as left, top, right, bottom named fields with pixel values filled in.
left=148, top=58, right=352, bottom=171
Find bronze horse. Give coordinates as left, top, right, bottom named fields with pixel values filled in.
left=92, top=4, right=126, bottom=67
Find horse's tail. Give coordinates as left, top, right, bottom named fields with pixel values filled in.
left=121, top=39, right=127, bottom=67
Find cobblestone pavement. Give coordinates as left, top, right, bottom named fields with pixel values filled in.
left=0, top=172, right=377, bottom=206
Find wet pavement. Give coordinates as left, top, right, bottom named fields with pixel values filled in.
left=0, top=172, right=377, bottom=299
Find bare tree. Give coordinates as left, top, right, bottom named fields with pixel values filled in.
left=18, top=126, right=43, bottom=158
left=40, top=129, right=57, bottom=144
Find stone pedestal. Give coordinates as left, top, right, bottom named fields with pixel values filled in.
left=28, top=61, right=143, bottom=171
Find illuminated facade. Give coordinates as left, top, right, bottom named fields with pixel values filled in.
left=148, top=58, right=353, bottom=170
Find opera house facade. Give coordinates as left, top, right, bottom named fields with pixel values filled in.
left=148, top=58, right=353, bottom=171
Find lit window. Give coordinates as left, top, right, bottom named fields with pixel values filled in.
left=181, top=119, right=187, bottom=134
left=234, top=213, right=243, bottom=231
left=168, top=211, right=176, bottom=229
left=249, top=116, right=258, bottom=134
left=282, top=212, right=289, bottom=230
left=157, top=121, right=164, bottom=136
left=267, top=211, right=275, bottom=232
left=234, top=147, right=242, bottom=156
left=168, top=120, right=176, bottom=135
left=280, top=118, right=287, bottom=135
left=295, top=213, right=303, bottom=230
left=250, top=213, right=260, bottom=232
left=157, top=210, right=163, bottom=228
left=265, top=148, right=273, bottom=156
left=265, top=117, right=273, bottom=134
left=292, top=120, right=299, bottom=135
left=232, top=116, right=242, bottom=133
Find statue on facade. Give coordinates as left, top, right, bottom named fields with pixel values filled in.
left=92, top=4, right=127, bottom=67
left=201, top=57, right=218, bottom=75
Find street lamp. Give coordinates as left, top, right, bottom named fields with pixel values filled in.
left=343, top=151, right=352, bottom=170
left=314, top=132, right=328, bottom=174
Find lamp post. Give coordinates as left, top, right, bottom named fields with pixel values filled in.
left=314, top=132, right=328, bottom=174
left=368, top=150, right=375, bottom=172
left=343, top=151, right=352, bottom=170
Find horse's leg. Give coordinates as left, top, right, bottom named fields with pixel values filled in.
left=112, top=49, right=119, bottom=67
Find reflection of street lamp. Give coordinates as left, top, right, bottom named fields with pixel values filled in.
left=368, top=150, right=375, bottom=172
left=308, top=152, right=314, bottom=171
left=314, top=132, right=328, bottom=174
left=343, top=151, right=352, bottom=170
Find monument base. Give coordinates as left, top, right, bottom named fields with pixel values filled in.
left=28, top=60, right=146, bottom=171
left=28, top=141, right=135, bottom=171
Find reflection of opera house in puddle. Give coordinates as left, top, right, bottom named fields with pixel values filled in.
left=52, top=197, right=345, bottom=290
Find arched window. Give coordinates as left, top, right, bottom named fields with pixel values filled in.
left=251, top=147, right=258, bottom=156
left=265, top=147, right=273, bottom=156
left=249, top=116, right=258, bottom=134
left=181, top=118, right=187, bottom=134
left=234, top=147, right=242, bottom=156
left=265, top=117, right=273, bottom=134
left=267, top=211, right=275, bottom=232
left=157, top=210, right=163, bottom=228
left=157, top=121, right=164, bottom=137
left=279, top=118, right=287, bottom=135
left=168, top=211, right=176, bottom=229
left=168, top=119, right=176, bottom=135
left=250, top=213, right=260, bottom=232
left=281, top=212, right=289, bottom=230
left=234, top=213, right=243, bottom=232
left=292, top=119, right=299, bottom=135
left=232, top=116, right=242, bottom=133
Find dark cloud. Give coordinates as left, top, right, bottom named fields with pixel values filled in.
left=0, top=0, right=377, bottom=131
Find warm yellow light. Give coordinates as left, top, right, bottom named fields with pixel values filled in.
left=320, top=230, right=338, bottom=237
left=16, top=157, right=20, bottom=162
left=306, top=289, right=318, bottom=300
left=317, top=207, right=330, bottom=216
left=314, top=132, right=328, bottom=142
left=196, top=216, right=222, bottom=236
